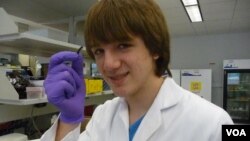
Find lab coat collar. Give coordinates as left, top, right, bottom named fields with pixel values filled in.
left=118, top=77, right=183, bottom=141
left=160, top=77, right=183, bottom=109
left=118, top=98, right=130, bottom=130
left=134, top=77, right=182, bottom=141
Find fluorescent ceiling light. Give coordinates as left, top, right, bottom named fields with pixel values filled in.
left=185, top=5, right=202, bottom=22
left=182, top=0, right=198, bottom=6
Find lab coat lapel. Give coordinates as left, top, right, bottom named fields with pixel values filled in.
left=112, top=98, right=129, bottom=141
left=133, top=78, right=181, bottom=141
left=118, top=98, right=130, bottom=130
left=133, top=99, right=162, bottom=141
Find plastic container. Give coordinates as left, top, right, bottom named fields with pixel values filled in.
left=29, top=80, right=44, bottom=87
left=26, top=87, right=44, bottom=99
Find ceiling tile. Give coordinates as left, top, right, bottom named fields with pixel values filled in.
left=34, top=0, right=97, bottom=16
left=201, top=1, right=236, bottom=20
left=235, top=0, right=250, bottom=10
left=192, top=23, right=207, bottom=35
left=234, top=0, right=250, bottom=19
left=230, top=18, right=250, bottom=32
left=156, top=0, right=182, bottom=8
left=205, top=20, right=231, bottom=34
left=163, top=7, right=187, bottom=19
left=164, top=7, right=190, bottom=25
left=169, top=23, right=195, bottom=37
left=234, top=8, right=250, bottom=19
left=167, top=16, right=190, bottom=25
left=1, top=0, right=67, bottom=23
left=199, top=0, right=236, bottom=4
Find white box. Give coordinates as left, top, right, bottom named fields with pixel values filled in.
left=26, top=87, right=44, bottom=99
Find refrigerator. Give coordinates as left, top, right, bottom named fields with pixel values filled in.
left=223, top=59, right=250, bottom=123
left=181, top=69, right=212, bottom=102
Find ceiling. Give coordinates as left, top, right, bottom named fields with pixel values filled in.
left=0, top=0, right=250, bottom=37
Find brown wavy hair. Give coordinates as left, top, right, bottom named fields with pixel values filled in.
left=84, top=0, right=172, bottom=77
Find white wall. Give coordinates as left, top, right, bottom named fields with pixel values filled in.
left=170, top=32, right=250, bottom=107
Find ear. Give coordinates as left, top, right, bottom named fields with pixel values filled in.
left=153, top=54, right=159, bottom=60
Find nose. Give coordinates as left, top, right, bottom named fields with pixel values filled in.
left=103, top=51, right=121, bottom=71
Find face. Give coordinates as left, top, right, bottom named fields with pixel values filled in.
left=91, top=36, right=159, bottom=98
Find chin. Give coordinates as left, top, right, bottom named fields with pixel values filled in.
left=112, top=87, right=129, bottom=97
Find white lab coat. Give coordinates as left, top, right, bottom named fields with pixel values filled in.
left=41, top=78, right=233, bottom=141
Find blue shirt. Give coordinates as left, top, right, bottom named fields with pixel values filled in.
left=129, top=116, right=144, bottom=141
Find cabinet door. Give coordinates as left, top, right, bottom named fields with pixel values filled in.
left=224, top=70, right=250, bottom=122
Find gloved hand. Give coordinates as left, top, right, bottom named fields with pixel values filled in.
left=44, top=51, right=85, bottom=124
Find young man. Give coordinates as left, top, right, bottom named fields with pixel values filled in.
left=41, top=0, right=233, bottom=141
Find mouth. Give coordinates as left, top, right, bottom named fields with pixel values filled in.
left=108, top=72, right=129, bottom=85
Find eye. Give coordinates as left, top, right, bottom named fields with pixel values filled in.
left=92, top=48, right=104, bottom=56
left=118, top=43, right=132, bottom=50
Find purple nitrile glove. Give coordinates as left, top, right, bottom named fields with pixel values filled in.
left=44, top=51, right=85, bottom=124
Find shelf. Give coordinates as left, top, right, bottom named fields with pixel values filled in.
left=0, top=97, right=48, bottom=105
left=0, top=32, right=88, bottom=57
left=228, top=90, right=249, bottom=92
left=0, top=69, right=114, bottom=105
left=231, top=116, right=249, bottom=120
left=228, top=99, right=250, bottom=102
left=0, top=8, right=89, bottom=58
left=0, top=91, right=114, bottom=106
left=228, top=109, right=249, bottom=112
left=85, top=92, right=115, bottom=106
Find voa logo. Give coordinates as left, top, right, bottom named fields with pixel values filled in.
left=226, top=129, right=246, bottom=136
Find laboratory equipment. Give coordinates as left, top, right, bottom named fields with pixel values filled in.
left=223, top=59, right=250, bottom=123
